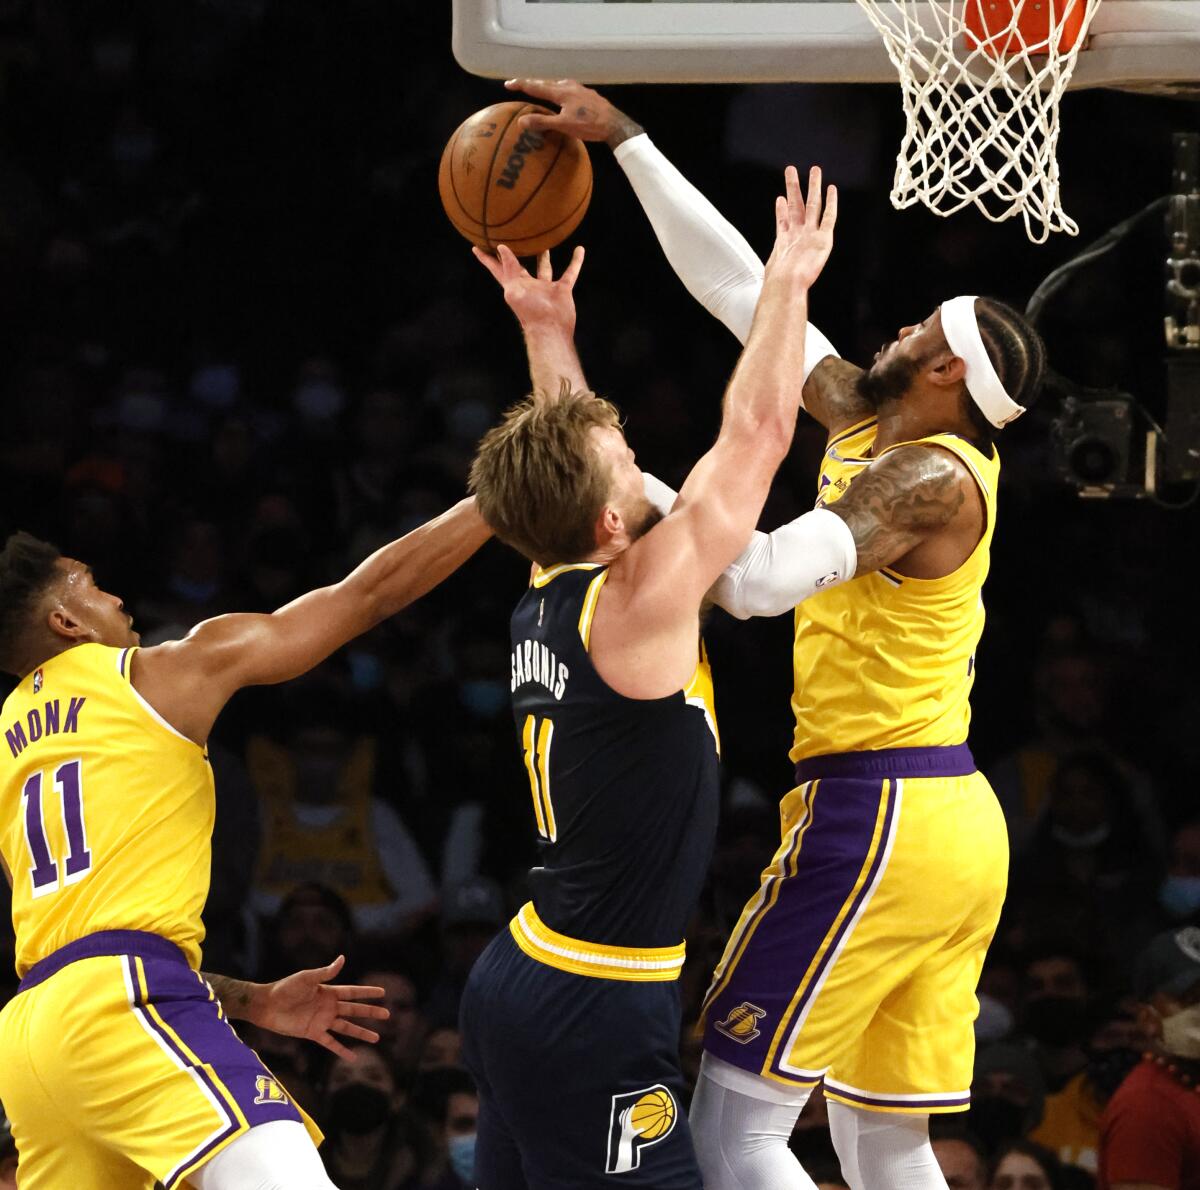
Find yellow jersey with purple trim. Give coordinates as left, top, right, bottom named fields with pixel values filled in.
left=790, top=419, right=1000, bottom=761
left=0, top=642, right=214, bottom=975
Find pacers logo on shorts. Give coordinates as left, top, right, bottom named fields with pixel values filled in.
left=713, top=1001, right=767, bottom=1044
left=605, top=1085, right=677, bottom=1174
left=253, top=1075, right=288, bottom=1105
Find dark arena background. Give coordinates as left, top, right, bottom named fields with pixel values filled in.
left=1, top=2, right=1199, bottom=1185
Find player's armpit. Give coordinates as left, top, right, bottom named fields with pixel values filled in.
left=828, top=444, right=972, bottom=574
left=801, top=356, right=873, bottom=438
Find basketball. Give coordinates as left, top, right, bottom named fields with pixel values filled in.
left=438, top=101, right=592, bottom=257
left=630, top=1089, right=675, bottom=1140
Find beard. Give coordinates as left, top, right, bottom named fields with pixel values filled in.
left=628, top=500, right=665, bottom=543
left=855, top=350, right=924, bottom=409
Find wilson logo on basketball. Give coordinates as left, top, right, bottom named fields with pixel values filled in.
left=495, top=129, right=546, bottom=190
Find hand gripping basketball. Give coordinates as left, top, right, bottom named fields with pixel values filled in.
left=764, top=165, right=837, bottom=291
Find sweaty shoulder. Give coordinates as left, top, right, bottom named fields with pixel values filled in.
left=802, top=357, right=871, bottom=439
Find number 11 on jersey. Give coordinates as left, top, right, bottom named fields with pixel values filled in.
left=522, top=715, right=557, bottom=842
left=21, top=758, right=92, bottom=897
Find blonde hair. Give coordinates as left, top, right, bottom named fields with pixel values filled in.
left=469, top=383, right=622, bottom=565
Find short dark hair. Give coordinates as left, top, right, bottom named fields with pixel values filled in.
left=0, top=532, right=62, bottom=676
left=964, top=297, right=1048, bottom=444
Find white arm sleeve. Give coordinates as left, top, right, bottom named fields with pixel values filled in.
left=614, top=133, right=839, bottom=382
left=643, top=472, right=857, bottom=619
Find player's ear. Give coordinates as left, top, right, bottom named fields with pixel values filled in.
left=926, top=351, right=967, bottom=388
left=595, top=503, right=620, bottom=547
left=46, top=605, right=91, bottom=642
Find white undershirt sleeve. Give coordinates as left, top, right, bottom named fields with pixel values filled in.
left=643, top=473, right=857, bottom=619
left=614, top=133, right=839, bottom=382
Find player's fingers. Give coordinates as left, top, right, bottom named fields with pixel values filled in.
left=495, top=244, right=525, bottom=278
left=821, top=183, right=839, bottom=231
left=518, top=112, right=558, bottom=134
left=561, top=244, right=585, bottom=288
left=337, top=1002, right=390, bottom=1021
left=805, top=166, right=823, bottom=226
left=331, top=1020, right=381, bottom=1044
left=783, top=165, right=802, bottom=217
left=506, top=77, right=563, bottom=103
left=318, top=1033, right=355, bottom=1062
left=310, top=953, right=345, bottom=981
left=537, top=250, right=553, bottom=281
left=472, top=245, right=503, bottom=280
left=332, top=984, right=386, bottom=1002
left=775, top=194, right=789, bottom=238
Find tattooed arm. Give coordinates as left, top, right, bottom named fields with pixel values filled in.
left=828, top=444, right=983, bottom=576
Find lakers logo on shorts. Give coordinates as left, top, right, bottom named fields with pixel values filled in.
left=605, top=1085, right=677, bottom=1174
left=713, top=1001, right=767, bottom=1044
left=253, top=1075, right=288, bottom=1105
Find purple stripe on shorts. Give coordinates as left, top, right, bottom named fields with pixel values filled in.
left=124, top=956, right=242, bottom=1188
left=763, top=783, right=899, bottom=1079
left=795, top=744, right=976, bottom=783
left=19, top=929, right=187, bottom=992
left=133, top=950, right=306, bottom=1150
left=825, top=1083, right=971, bottom=1111
left=703, top=777, right=895, bottom=1076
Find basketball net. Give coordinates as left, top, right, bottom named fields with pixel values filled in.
left=853, top=0, right=1102, bottom=242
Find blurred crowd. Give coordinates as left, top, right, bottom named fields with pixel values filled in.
left=2, top=0, right=1200, bottom=1186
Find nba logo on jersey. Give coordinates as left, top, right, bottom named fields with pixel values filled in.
left=605, top=1085, right=677, bottom=1174
left=713, top=1001, right=767, bottom=1044
left=32, top=668, right=42, bottom=694
left=253, top=1075, right=288, bottom=1105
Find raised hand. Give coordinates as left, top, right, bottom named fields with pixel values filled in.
left=473, top=243, right=586, bottom=337
left=256, top=954, right=389, bottom=1062
left=503, top=78, right=643, bottom=149
left=764, top=165, right=837, bottom=291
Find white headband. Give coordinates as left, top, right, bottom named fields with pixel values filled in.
left=940, top=295, right=1025, bottom=429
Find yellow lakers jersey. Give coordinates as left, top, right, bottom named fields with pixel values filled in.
left=791, top=419, right=1000, bottom=760
left=1, top=643, right=214, bottom=974
left=248, top=735, right=394, bottom=905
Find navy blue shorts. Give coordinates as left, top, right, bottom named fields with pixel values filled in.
left=460, top=930, right=702, bottom=1189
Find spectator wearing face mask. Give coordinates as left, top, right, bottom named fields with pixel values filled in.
left=320, top=1043, right=419, bottom=1190
left=410, top=1066, right=479, bottom=1189
left=1157, top=820, right=1200, bottom=927
left=1031, top=999, right=1142, bottom=1173
left=1099, top=927, right=1200, bottom=1189
left=1019, top=948, right=1093, bottom=1093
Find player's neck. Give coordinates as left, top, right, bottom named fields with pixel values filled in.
left=872, top=403, right=971, bottom=454
left=16, top=637, right=81, bottom=680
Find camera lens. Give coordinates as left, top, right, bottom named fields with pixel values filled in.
left=1069, top=436, right=1118, bottom=484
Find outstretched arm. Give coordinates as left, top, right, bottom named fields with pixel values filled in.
left=621, top=167, right=838, bottom=625
left=507, top=79, right=854, bottom=421
left=473, top=244, right=588, bottom=398
left=204, top=955, right=389, bottom=1062
left=133, top=498, right=491, bottom=743
left=643, top=438, right=980, bottom=619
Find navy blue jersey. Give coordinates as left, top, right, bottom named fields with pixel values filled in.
left=509, top=562, right=721, bottom=950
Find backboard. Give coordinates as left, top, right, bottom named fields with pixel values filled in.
left=452, top=0, right=1200, bottom=92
